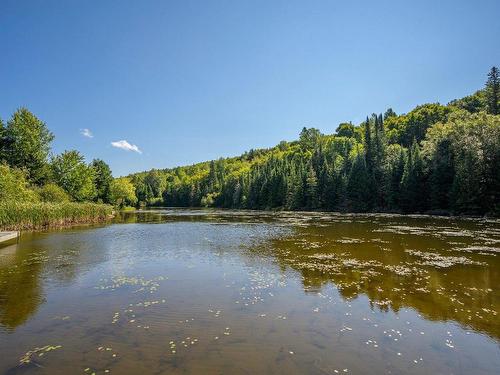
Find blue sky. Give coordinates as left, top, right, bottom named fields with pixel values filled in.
left=1, top=0, right=499, bottom=176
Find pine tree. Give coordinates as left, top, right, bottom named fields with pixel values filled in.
left=347, top=148, right=371, bottom=211
left=232, top=180, right=242, bottom=207
left=388, top=148, right=405, bottom=210
left=383, top=108, right=396, bottom=120
left=363, top=116, right=376, bottom=209
left=428, top=138, right=454, bottom=211
left=207, top=161, right=217, bottom=191
left=364, top=117, right=374, bottom=177
left=0, top=118, right=5, bottom=163
left=305, top=163, right=318, bottom=209
left=286, top=167, right=304, bottom=210
left=374, top=115, right=380, bottom=161
left=374, top=113, right=388, bottom=207
left=486, top=66, right=499, bottom=115
left=400, top=141, right=427, bottom=212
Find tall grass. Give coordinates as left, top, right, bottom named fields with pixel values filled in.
left=0, top=201, right=114, bottom=230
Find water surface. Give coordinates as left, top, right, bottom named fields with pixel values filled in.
left=0, top=209, right=499, bottom=374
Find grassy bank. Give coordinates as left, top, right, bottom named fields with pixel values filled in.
left=0, top=202, right=114, bottom=231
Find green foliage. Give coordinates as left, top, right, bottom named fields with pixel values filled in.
left=0, top=201, right=113, bottom=230
left=486, top=66, right=499, bottom=115
left=91, top=159, right=113, bottom=203
left=201, top=192, right=218, bottom=207
left=144, top=170, right=166, bottom=199
left=400, top=141, right=426, bottom=213
left=305, top=163, right=318, bottom=209
left=346, top=148, right=371, bottom=211
left=448, top=90, right=486, bottom=113
left=0, top=118, right=4, bottom=153
left=0, top=164, right=38, bottom=202
left=423, top=111, right=500, bottom=214
left=0, top=108, right=54, bottom=184
left=385, top=145, right=406, bottom=209
left=51, top=151, right=96, bottom=202
left=299, top=127, right=322, bottom=150
left=123, top=67, right=499, bottom=216
left=2, top=69, right=499, bottom=219
left=385, top=103, right=452, bottom=146
left=110, top=178, right=137, bottom=208
left=383, top=108, right=397, bottom=120
left=0, top=109, right=118, bottom=229
left=37, top=183, right=70, bottom=203
left=335, top=122, right=355, bottom=138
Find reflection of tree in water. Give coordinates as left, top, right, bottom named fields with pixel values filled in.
left=116, top=209, right=281, bottom=225
left=125, top=210, right=500, bottom=339
left=0, top=230, right=111, bottom=330
left=0, top=243, right=45, bottom=330
left=260, top=221, right=500, bottom=340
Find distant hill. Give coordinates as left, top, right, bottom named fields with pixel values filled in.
left=127, top=68, right=500, bottom=216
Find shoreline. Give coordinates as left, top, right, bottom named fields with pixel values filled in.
left=0, top=202, right=115, bottom=232
left=141, top=206, right=499, bottom=220
left=0, top=215, right=115, bottom=232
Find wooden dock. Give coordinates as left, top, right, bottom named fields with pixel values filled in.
left=0, top=231, right=19, bottom=244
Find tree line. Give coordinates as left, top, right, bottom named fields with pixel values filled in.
left=128, top=67, right=500, bottom=215
left=0, top=110, right=135, bottom=207
left=1, top=67, right=498, bottom=215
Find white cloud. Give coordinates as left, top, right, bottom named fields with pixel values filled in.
left=80, top=128, right=93, bottom=138
left=111, top=140, right=142, bottom=154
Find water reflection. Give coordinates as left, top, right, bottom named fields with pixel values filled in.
left=116, top=210, right=499, bottom=339
left=0, top=209, right=498, bottom=375
left=260, top=221, right=499, bottom=339
left=0, top=242, right=44, bottom=329
left=0, top=228, right=114, bottom=331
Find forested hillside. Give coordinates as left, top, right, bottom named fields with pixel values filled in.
left=128, top=67, right=500, bottom=216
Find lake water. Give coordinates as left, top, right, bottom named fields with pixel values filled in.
left=0, top=209, right=499, bottom=374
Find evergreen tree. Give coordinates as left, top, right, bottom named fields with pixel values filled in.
left=388, top=147, right=405, bottom=210
left=374, top=113, right=388, bottom=207
left=299, top=127, right=322, bottom=150
left=383, top=108, right=396, bottom=120
left=428, top=138, right=454, bottom=211
left=363, top=116, right=376, bottom=209
left=0, top=118, right=5, bottom=162
left=232, top=180, right=242, bottom=207
left=347, top=149, right=371, bottom=211
left=486, top=66, right=499, bottom=115
left=364, top=116, right=373, bottom=176
left=207, top=160, right=218, bottom=192
left=286, top=163, right=305, bottom=209
left=305, top=163, right=318, bottom=209
left=400, top=142, right=426, bottom=212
